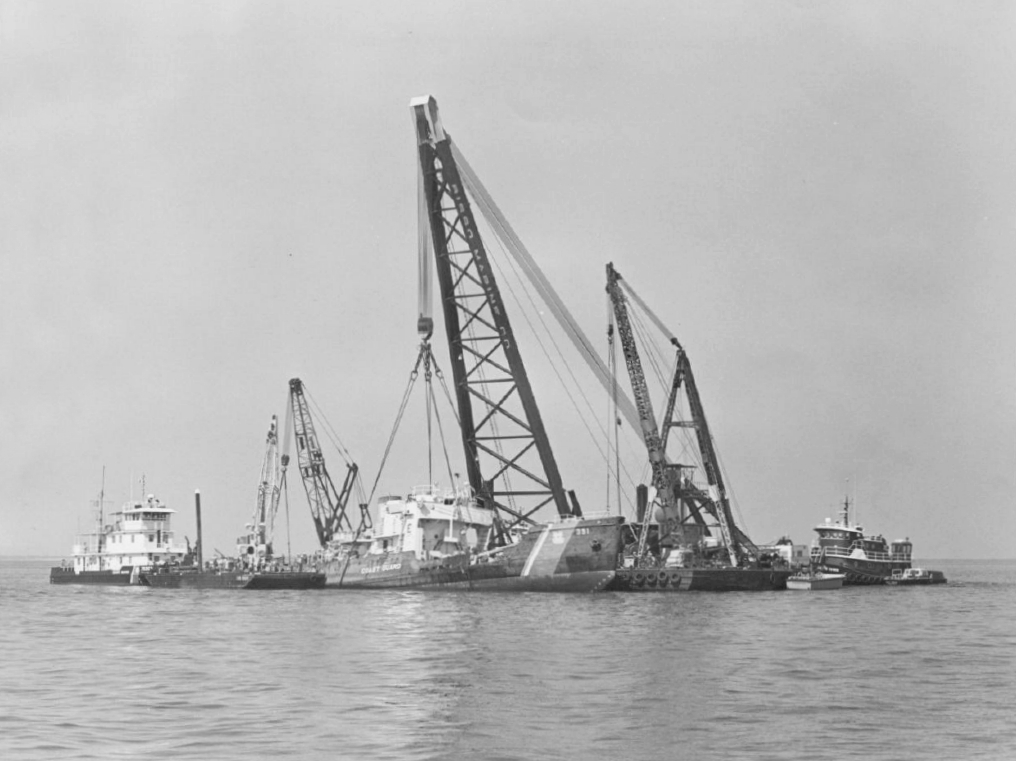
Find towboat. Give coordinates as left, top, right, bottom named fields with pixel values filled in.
left=809, top=496, right=914, bottom=584
left=51, top=492, right=188, bottom=585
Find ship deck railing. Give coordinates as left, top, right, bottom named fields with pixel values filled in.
left=552, top=510, right=615, bottom=522
left=812, top=545, right=906, bottom=562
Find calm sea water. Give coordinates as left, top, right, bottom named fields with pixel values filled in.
left=2, top=558, right=1014, bottom=761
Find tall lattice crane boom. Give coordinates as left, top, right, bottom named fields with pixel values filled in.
left=287, top=378, right=361, bottom=547
left=606, top=263, right=679, bottom=560
left=607, top=262, right=742, bottom=567
left=253, top=415, right=281, bottom=552
left=606, top=264, right=669, bottom=496
left=411, top=95, right=570, bottom=525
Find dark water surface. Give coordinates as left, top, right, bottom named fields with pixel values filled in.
left=2, top=558, right=1014, bottom=760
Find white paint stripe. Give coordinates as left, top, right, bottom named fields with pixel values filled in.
left=536, top=526, right=574, bottom=575
left=521, top=527, right=550, bottom=577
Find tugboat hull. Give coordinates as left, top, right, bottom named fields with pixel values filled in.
left=817, top=557, right=910, bottom=585
left=610, top=566, right=791, bottom=592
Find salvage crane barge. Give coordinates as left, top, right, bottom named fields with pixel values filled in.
left=605, top=263, right=790, bottom=592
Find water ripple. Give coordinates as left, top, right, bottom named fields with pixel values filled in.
left=2, top=558, right=1015, bottom=760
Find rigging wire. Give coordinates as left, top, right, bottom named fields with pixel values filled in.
left=303, top=385, right=367, bottom=505
left=621, top=291, right=750, bottom=544
left=484, top=223, right=640, bottom=513
left=428, top=380, right=458, bottom=489
left=305, top=387, right=356, bottom=465
left=282, top=471, right=292, bottom=561
left=365, top=358, right=420, bottom=506
left=606, top=298, right=622, bottom=514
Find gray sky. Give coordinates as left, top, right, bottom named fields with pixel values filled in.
left=2, top=1, right=1013, bottom=559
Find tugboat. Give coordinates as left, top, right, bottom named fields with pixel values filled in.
left=51, top=478, right=188, bottom=585
left=809, top=496, right=913, bottom=585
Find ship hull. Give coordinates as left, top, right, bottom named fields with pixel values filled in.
left=818, top=557, right=911, bottom=585
left=324, top=516, right=623, bottom=593
left=787, top=573, right=845, bottom=591
left=886, top=571, right=947, bottom=586
left=49, top=567, right=137, bottom=585
left=610, top=567, right=792, bottom=592
left=141, top=568, right=325, bottom=589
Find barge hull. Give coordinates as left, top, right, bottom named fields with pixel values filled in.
left=610, top=567, right=791, bottom=592
left=141, top=569, right=325, bottom=589
left=50, top=568, right=136, bottom=585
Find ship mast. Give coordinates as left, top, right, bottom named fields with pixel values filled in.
left=253, top=416, right=281, bottom=555
left=411, top=95, right=570, bottom=526
left=97, top=466, right=106, bottom=553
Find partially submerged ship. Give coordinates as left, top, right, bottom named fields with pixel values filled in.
left=321, top=485, right=620, bottom=591
left=809, top=496, right=913, bottom=585
left=51, top=478, right=188, bottom=585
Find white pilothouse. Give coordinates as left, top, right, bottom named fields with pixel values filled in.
left=51, top=493, right=189, bottom=584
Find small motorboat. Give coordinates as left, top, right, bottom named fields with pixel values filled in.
left=886, top=568, right=947, bottom=586
left=786, top=570, right=845, bottom=591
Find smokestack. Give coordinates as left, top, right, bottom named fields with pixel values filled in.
left=195, top=490, right=204, bottom=570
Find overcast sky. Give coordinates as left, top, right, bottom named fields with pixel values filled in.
left=2, top=1, right=1013, bottom=559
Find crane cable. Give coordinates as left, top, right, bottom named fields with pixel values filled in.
left=486, top=223, right=640, bottom=513
left=365, top=353, right=421, bottom=507
left=364, top=342, right=460, bottom=508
